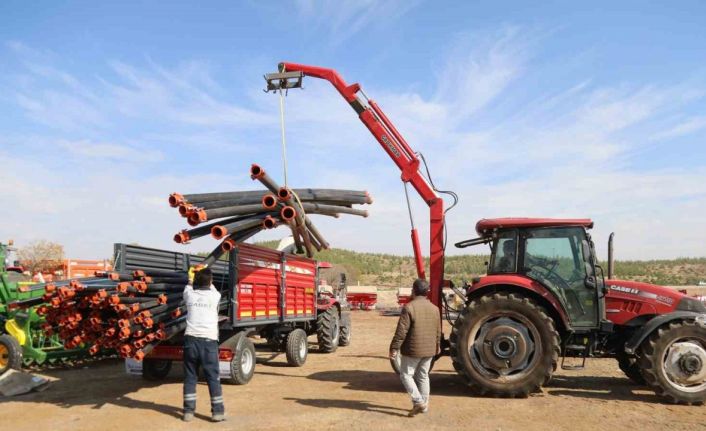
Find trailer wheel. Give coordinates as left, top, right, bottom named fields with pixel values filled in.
left=286, top=329, right=308, bottom=367
left=638, top=320, right=706, bottom=405
left=449, top=293, right=560, bottom=398
left=317, top=307, right=340, bottom=353
left=0, top=334, right=22, bottom=375
left=223, top=333, right=256, bottom=385
left=339, top=313, right=352, bottom=347
left=142, top=359, right=173, bottom=381
left=617, top=353, right=645, bottom=385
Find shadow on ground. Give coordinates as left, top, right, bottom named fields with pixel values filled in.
left=284, top=397, right=409, bottom=417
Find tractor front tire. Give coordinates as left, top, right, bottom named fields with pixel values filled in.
left=142, top=359, right=173, bottom=381
left=0, top=334, right=22, bottom=375
left=223, top=332, right=256, bottom=385
left=286, top=329, right=308, bottom=367
left=449, top=293, right=560, bottom=398
left=339, top=313, right=352, bottom=347
left=638, top=320, right=706, bottom=405
left=617, top=353, right=645, bottom=385
left=316, top=307, right=340, bottom=353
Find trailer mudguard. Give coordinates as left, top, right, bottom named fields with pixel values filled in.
left=624, top=311, right=706, bottom=354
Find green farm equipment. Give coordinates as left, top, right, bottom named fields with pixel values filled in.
left=0, top=242, right=88, bottom=374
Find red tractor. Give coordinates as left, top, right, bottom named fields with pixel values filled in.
left=264, top=63, right=706, bottom=404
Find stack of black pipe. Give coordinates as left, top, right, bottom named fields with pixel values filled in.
left=169, top=164, right=372, bottom=260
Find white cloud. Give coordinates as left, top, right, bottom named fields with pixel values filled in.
left=59, top=140, right=164, bottom=163
left=654, top=115, right=706, bottom=140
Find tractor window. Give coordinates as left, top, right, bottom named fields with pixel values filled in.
left=489, top=230, right=518, bottom=274
left=523, top=227, right=598, bottom=327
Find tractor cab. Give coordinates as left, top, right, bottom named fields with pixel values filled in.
left=457, top=218, right=604, bottom=331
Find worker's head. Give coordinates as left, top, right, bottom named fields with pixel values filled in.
left=193, top=267, right=212, bottom=290
left=412, top=278, right=429, bottom=297
left=503, top=239, right=516, bottom=256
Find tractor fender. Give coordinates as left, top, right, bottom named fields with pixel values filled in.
left=316, top=297, right=340, bottom=314
left=4, top=319, right=27, bottom=346
left=624, top=311, right=706, bottom=355
left=468, top=276, right=572, bottom=332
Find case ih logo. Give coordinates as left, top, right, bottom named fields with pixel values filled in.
left=381, top=134, right=401, bottom=157
left=609, top=285, right=640, bottom=295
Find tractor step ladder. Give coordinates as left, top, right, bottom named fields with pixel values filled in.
left=561, top=334, right=590, bottom=371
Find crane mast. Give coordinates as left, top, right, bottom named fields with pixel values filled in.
left=265, top=62, right=447, bottom=308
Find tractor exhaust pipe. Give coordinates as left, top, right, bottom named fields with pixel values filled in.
left=607, top=232, right=615, bottom=279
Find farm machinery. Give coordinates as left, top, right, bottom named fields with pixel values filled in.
left=263, top=62, right=706, bottom=404
left=0, top=242, right=88, bottom=374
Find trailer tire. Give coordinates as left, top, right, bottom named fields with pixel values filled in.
left=223, top=333, right=256, bottom=385
left=638, top=320, right=706, bottom=405
left=286, top=329, right=308, bottom=367
left=339, top=313, right=351, bottom=347
left=142, top=359, right=173, bottom=381
left=317, top=307, right=340, bottom=353
left=449, top=293, right=560, bottom=398
left=617, top=353, right=645, bottom=385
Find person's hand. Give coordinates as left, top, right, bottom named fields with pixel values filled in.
left=436, top=344, right=441, bottom=356
left=389, top=349, right=398, bottom=360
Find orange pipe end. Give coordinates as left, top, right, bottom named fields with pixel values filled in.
left=263, top=215, right=278, bottom=229
left=262, top=193, right=278, bottom=209
left=157, top=294, right=167, bottom=304
left=142, top=318, right=154, bottom=329
left=133, top=270, right=146, bottom=278
left=171, top=308, right=182, bottom=318
left=168, top=192, right=185, bottom=208
left=221, top=238, right=237, bottom=252
left=134, top=350, right=146, bottom=361
left=45, top=284, right=56, bottom=293
left=174, top=230, right=191, bottom=244
left=211, top=225, right=228, bottom=240
left=250, top=163, right=264, bottom=179
left=119, top=327, right=131, bottom=339
left=280, top=206, right=296, bottom=221
left=277, top=187, right=291, bottom=202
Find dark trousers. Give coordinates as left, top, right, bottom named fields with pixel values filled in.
left=183, top=335, right=224, bottom=414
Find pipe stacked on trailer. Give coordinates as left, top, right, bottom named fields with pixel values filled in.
left=169, top=164, right=372, bottom=259
left=9, top=270, right=227, bottom=361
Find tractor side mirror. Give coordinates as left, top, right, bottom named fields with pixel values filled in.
left=581, top=240, right=593, bottom=265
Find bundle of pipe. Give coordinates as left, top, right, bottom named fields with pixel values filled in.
left=169, top=164, right=372, bottom=258
left=9, top=270, right=227, bottom=361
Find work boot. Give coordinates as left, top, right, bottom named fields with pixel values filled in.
left=408, top=403, right=426, bottom=417
left=212, top=413, right=226, bottom=422
left=182, top=412, right=194, bottom=422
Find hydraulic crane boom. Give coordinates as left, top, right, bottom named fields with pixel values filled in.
left=265, top=62, right=446, bottom=308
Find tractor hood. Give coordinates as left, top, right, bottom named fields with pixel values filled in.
left=606, top=279, right=706, bottom=313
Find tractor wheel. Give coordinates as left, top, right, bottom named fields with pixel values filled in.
left=449, top=293, right=560, bottom=398
left=142, top=359, right=173, bottom=381
left=637, top=320, right=706, bottom=405
left=339, top=313, right=352, bottom=347
left=617, top=353, right=645, bottom=385
left=223, top=332, right=256, bottom=385
left=0, top=334, right=22, bottom=375
left=286, top=329, right=308, bottom=367
left=316, top=307, right=340, bottom=353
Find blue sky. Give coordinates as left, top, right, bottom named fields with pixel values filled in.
left=0, top=1, right=705, bottom=260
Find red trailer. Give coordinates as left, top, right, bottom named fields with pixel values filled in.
left=114, top=243, right=351, bottom=384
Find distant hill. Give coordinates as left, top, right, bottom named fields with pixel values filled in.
left=252, top=241, right=706, bottom=288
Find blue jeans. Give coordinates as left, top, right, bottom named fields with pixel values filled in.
left=183, top=335, right=224, bottom=414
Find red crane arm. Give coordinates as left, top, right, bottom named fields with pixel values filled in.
left=275, top=62, right=446, bottom=308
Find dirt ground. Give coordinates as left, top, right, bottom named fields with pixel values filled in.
left=2, top=312, right=705, bottom=431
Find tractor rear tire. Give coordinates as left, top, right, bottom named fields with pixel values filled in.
left=339, top=313, right=352, bottom=347
left=449, top=293, right=560, bottom=398
left=316, top=307, right=340, bottom=353
left=286, top=329, right=308, bottom=367
left=142, top=359, right=173, bottom=381
left=223, top=332, right=256, bottom=385
left=0, top=334, right=22, bottom=375
left=638, top=320, right=706, bottom=405
left=617, top=353, right=645, bottom=385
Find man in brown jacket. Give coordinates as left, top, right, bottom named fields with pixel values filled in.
left=389, top=279, right=441, bottom=416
